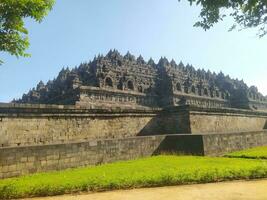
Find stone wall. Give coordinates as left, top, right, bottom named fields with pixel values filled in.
left=1, top=104, right=267, bottom=147
left=0, top=136, right=165, bottom=179
left=172, top=93, right=230, bottom=109
left=188, top=107, right=267, bottom=134
left=190, top=114, right=266, bottom=134
left=248, top=100, right=267, bottom=111
left=0, top=105, right=163, bottom=147
left=202, top=131, right=267, bottom=156
left=77, top=86, right=158, bottom=109
left=153, top=131, right=267, bottom=156
left=1, top=131, right=267, bottom=179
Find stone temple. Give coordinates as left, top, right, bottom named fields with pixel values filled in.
left=1, top=50, right=267, bottom=179
left=16, top=49, right=267, bottom=111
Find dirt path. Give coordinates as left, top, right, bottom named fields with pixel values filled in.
left=23, top=179, right=267, bottom=200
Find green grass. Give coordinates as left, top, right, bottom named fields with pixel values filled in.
left=225, top=146, right=267, bottom=159
left=1, top=156, right=267, bottom=199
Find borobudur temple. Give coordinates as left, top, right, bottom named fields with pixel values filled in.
left=15, top=49, right=267, bottom=111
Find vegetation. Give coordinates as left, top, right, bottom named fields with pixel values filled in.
left=0, top=0, right=55, bottom=64
left=1, top=155, right=267, bottom=199
left=182, top=0, right=267, bottom=37
left=225, top=146, right=267, bottom=159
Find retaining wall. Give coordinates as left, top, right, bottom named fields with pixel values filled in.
left=1, top=104, right=266, bottom=147
left=1, top=131, right=267, bottom=179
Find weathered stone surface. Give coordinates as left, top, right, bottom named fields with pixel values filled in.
left=1, top=60, right=267, bottom=180
left=1, top=131, right=267, bottom=179
left=13, top=50, right=267, bottom=111
left=188, top=108, right=267, bottom=134
left=0, top=104, right=266, bottom=147
left=0, top=135, right=166, bottom=179
left=202, top=131, right=267, bottom=156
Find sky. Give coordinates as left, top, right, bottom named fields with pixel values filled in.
left=0, top=0, right=267, bottom=102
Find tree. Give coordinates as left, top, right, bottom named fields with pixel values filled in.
left=0, top=0, right=55, bottom=64
left=183, top=0, right=267, bottom=37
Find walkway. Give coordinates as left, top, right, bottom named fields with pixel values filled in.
left=23, top=179, right=267, bottom=200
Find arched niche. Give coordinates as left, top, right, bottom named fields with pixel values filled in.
left=184, top=86, right=189, bottom=94
left=127, top=80, right=134, bottom=90
left=209, top=89, right=214, bottom=98
left=138, top=86, right=143, bottom=93
left=204, top=88, right=208, bottom=96
left=176, top=82, right=182, bottom=91
left=105, top=77, right=113, bottom=87
left=198, top=89, right=202, bottom=96
left=215, top=90, right=220, bottom=98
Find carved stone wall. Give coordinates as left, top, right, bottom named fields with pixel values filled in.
left=15, top=50, right=267, bottom=111
left=77, top=86, right=158, bottom=109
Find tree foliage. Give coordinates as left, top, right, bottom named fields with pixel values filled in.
left=183, top=0, right=267, bottom=37
left=0, top=0, right=55, bottom=64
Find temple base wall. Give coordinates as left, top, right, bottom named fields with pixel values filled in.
left=0, top=114, right=165, bottom=147
left=0, top=104, right=267, bottom=147
left=1, top=131, right=267, bottom=179
left=189, top=110, right=267, bottom=134
left=202, top=131, right=267, bottom=156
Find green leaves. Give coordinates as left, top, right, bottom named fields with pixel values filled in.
left=184, top=0, right=267, bottom=37
left=0, top=0, right=55, bottom=64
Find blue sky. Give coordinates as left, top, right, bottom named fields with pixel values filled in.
left=0, top=0, right=267, bottom=102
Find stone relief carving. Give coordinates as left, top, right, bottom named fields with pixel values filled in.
left=14, top=50, right=267, bottom=111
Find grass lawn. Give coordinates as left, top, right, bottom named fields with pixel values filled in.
left=1, top=156, right=267, bottom=199
left=225, top=146, right=267, bottom=159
